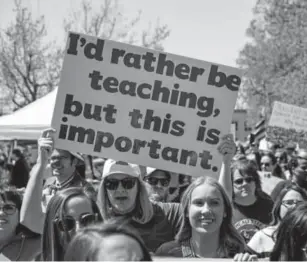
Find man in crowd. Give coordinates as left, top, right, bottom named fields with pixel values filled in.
left=9, top=148, right=30, bottom=188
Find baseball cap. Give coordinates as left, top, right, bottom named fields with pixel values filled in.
left=102, top=159, right=141, bottom=179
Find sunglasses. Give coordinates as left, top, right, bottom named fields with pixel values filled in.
left=282, top=199, right=303, bottom=207
left=261, top=162, right=271, bottom=167
left=105, top=178, right=137, bottom=190
left=233, top=177, right=254, bottom=186
left=54, top=213, right=97, bottom=232
left=0, top=204, right=17, bottom=215
left=144, top=177, right=170, bottom=187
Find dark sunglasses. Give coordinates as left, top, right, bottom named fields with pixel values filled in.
left=54, top=213, right=97, bottom=232
left=144, top=177, right=170, bottom=187
left=261, top=162, right=271, bottom=167
left=233, top=177, right=254, bottom=186
left=105, top=178, right=137, bottom=190
left=282, top=199, right=303, bottom=207
left=0, top=204, right=17, bottom=215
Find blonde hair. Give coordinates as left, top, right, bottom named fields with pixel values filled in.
left=97, top=176, right=154, bottom=224
left=176, top=176, right=246, bottom=258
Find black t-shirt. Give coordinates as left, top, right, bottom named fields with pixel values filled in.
left=232, top=196, right=274, bottom=243
left=1, top=224, right=41, bottom=261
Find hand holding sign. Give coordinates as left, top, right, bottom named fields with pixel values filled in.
left=217, top=134, right=236, bottom=164
left=37, top=128, right=55, bottom=165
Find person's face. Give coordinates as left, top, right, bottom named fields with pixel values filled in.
left=50, top=149, right=76, bottom=176
left=188, top=183, right=225, bottom=235
left=260, top=156, right=274, bottom=172
left=105, top=173, right=138, bottom=214
left=58, top=196, right=95, bottom=239
left=233, top=169, right=256, bottom=199
left=144, top=170, right=170, bottom=202
left=97, top=234, right=144, bottom=261
left=297, top=151, right=307, bottom=168
left=279, top=190, right=304, bottom=219
left=0, top=198, right=19, bottom=241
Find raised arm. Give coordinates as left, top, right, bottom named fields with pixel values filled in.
left=218, top=134, right=235, bottom=200
left=19, top=129, right=54, bottom=234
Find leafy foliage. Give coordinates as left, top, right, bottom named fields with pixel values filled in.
left=237, top=0, right=307, bottom=125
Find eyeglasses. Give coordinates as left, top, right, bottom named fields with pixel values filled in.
left=144, top=177, right=170, bottom=187
left=281, top=199, right=303, bottom=207
left=0, top=204, right=17, bottom=215
left=233, top=177, right=254, bottom=186
left=54, top=213, right=97, bottom=232
left=105, top=178, right=137, bottom=190
left=261, top=162, right=271, bottom=167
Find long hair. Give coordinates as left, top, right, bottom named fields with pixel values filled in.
left=270, top=184, right=307, bottom=227
left=175, top=176, right=246, bottom=258
left=231, top=160, right=270, bottom=201
left=261, top=152, right=283, bottom=178
left=64, top=221, right=152, bottom=261
left=97, top=176, right=153, bottom=224
left=42, top=187, right=102, bottom=261
left=270, top=203, right=307, bottom=261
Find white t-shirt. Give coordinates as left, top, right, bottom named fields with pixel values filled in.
left=248, top=225, right=277, bottom=258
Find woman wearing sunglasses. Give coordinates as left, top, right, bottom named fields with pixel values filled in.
left=231, top=160, right=274, bottom=243
left=270, top=202, right=307, bottom=261
left=0, top=185, right=41, bottom=261
left=260, top=152, right=284, bottom=179
left=248, top=184, right=307, bottom=258
left=41, top=187, right=102, bottom=261
left=97, top=134, right=237, bottom=253
left=155, top=176, right=257, bottom=260
left=64, top=221, right=152, bottom=261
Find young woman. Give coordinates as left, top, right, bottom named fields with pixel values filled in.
left=41, top=187, right=102, bottom=261
left=260, top=152, right=284, bottom=179
left=231, top=160, right=274, bottom=243
left=64, top=221, right=152, bottom=261
left=270, top=202, right=307, bottom=261
left=0, top=185, right=41, bottom=261
left=155, top=176, right=257, bottom=260
left=248, top=184, right=307, bottom=258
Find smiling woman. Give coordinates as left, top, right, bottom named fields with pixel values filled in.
left=155, top=176, right=255, bottom=259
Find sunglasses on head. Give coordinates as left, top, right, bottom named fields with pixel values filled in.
left=233, top=177, right=254, bottom=186
left=144, top=177, right=170, bottom=187
left=54, top=213, right=97, bottom=232
left=105, top=178, right=137, bottom=190
left=0, top=204, right=17, bottom=215
left=282, top=199, right=303, bottom=207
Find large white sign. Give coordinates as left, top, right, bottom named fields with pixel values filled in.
left=51, top=32, right=241, bottom=178
left=269, top=101, right=307, bottom=131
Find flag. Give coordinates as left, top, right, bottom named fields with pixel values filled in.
left=252, top=118, right=266, bottom=144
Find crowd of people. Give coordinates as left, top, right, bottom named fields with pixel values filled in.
left=0, top=127, right=307, bottom=261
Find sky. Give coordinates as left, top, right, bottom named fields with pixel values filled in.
left=0, top=0, right=258, bottom=67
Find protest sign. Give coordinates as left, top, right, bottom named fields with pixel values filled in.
left=51, top=32, right=241, bottom=178
left=267, top=101, right=307, bottom=148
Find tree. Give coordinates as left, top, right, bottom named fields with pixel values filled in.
left=0, top=0, right=62, bottom=110
left=64, top=0, right=170, bottom=50
left=237, top=0, right=307, bottom=125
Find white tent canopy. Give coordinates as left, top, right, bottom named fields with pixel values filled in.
left=0, top=89, right=57, bottom=140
